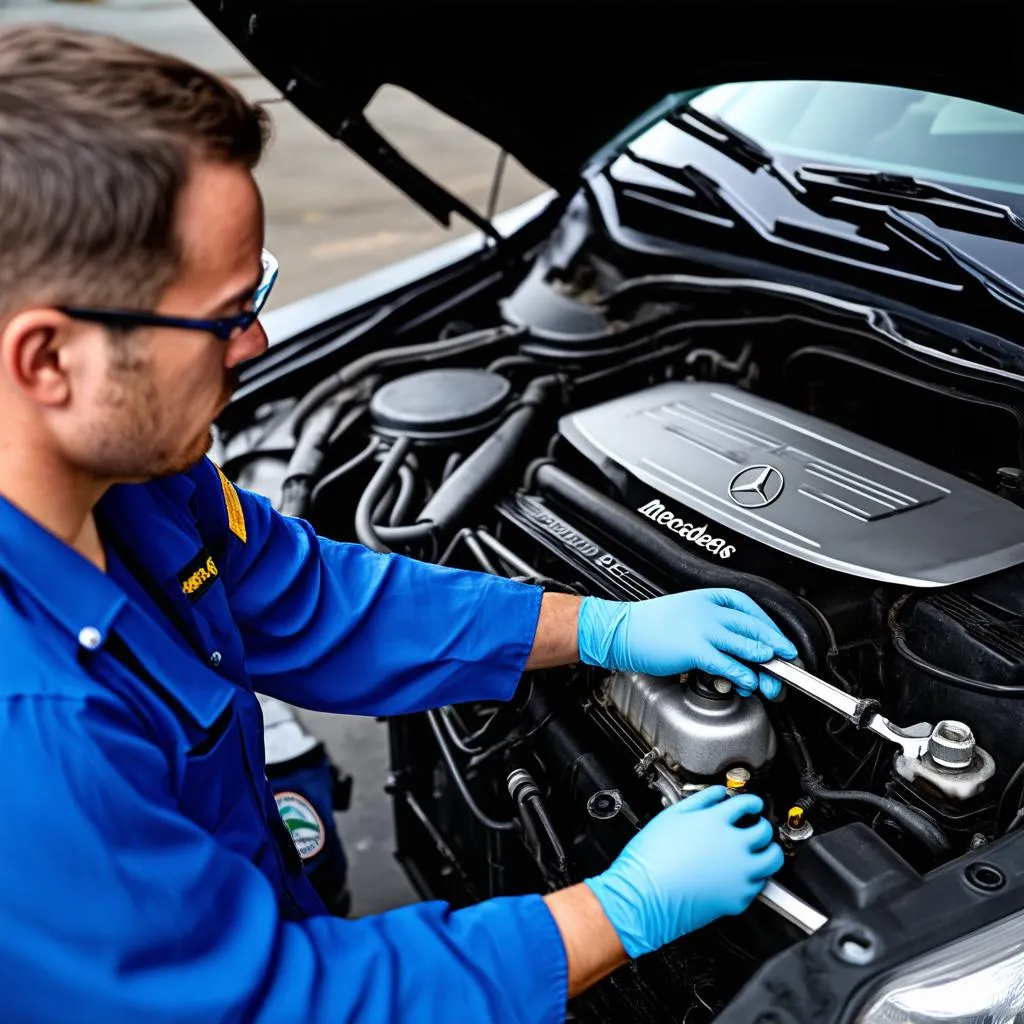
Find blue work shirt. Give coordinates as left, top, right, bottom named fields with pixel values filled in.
left=0, top=457, right=567, bottom=1023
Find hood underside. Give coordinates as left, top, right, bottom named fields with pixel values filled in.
left=190, top=4, right=1024, bottom=226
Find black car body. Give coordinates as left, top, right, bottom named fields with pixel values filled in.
left=194, top=6, right=1024, bottom=1021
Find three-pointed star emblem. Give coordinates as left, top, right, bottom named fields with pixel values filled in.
left=728, top=465, right=785, bottom=508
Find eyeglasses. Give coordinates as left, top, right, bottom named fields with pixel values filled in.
left=58, top=249, right=279, bottom=342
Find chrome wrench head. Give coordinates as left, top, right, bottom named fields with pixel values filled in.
left=865, top=716, right=932, bottom=760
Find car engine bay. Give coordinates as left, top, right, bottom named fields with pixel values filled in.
left=221, top=182, right=1024, bottom=1021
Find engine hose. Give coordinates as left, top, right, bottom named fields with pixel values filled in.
left=327, top=402, right=373, bottom=448
left=800, top=771, right=949, bottom=855
left=533, top=463, right=826, bottom=671
left=354, top=438, right=427, bottom=552
left=277, top=392, right=353, bottom=517
left=779, top=714, right=949, bottom=855
left=388, top=464, right=418, bottom=527
left=462, top=531, right=500, bottom=575
left=357, top=376, right=564, bottom=554
left=309, top=438, right=380, bottom=509
left=370, top=476, right=400, bottom=526
left=441, top=451, right=463, bottom=482
left=425, top=710, right=516, bottom=832
left=413, top=374, right=564, bottom=534
left=487, top=354, right=539, bottom=377
left=437, top=705, right=484, bottom=755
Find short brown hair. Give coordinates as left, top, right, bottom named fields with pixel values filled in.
left=0, top=23, right=270, bottom=320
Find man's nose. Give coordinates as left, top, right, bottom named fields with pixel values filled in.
left=225, top=318, right=268, bottom=368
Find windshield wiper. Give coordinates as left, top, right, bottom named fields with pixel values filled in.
left=668, top=104, right=805, bottom=197
left=795, top=163, right=1024, bottom=242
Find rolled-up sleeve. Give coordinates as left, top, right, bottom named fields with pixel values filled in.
left=194, top=459, right=543, bottom=715
left=0, top=694, right=568, bottom=1024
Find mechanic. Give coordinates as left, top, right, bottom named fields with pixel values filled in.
left=0, top=24, right=796, bottom=1024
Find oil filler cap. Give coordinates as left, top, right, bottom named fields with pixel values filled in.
left=370, top=368, right=511, bottom=441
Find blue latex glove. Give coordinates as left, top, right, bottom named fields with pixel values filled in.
left=584, top=786, right=784, bottom=958
left=577, top=588, right=797, bottom=699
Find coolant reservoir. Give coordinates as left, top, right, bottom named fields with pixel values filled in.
left=603, top=672, right=777, bottom=777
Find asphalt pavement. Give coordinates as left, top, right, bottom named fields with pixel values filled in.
left=0, top=0, right=547, bottom=917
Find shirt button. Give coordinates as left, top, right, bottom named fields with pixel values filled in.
left=78, top=626, right=102, bottom=650
left=209, top=651, right=222, bottom=669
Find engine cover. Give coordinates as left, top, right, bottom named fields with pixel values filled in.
left=559, top=382, right=1024, bottom=586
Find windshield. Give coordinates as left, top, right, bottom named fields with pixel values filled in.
left=689, top=81, right=1024, bottom=196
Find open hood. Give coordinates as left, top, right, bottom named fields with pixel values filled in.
left=191, top=3, right=1024, bottom=234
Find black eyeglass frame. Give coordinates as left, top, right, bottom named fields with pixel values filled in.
left=58, top=249, right=279, bottom=342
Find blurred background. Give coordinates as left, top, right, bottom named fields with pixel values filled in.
left=0, top=0, right=547, bottom=311
left=0, top=0, right=549, bottom=915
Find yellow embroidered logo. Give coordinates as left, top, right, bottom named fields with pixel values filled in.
left=177, top=550, right=220, bottom=602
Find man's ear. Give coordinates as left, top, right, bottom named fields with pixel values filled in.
left=0, top=309, right=79, bottom=408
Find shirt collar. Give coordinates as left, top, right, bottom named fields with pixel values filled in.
left=0, top=494, right=127, bottom=648
left=0, top=473, right=230, bottom=728
left=0, top=471, right=198, bottom=647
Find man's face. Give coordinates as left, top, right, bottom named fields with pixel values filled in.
left=73, top=159, right=269, bottom=481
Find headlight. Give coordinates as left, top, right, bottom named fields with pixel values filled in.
left=855, top=907, right=1024, bottom=1022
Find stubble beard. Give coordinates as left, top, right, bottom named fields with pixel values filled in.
left=91, top=355, right=213, bottom=481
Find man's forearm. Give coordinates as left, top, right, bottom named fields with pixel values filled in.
left=525, top=592, right=582, bottom=670
left=543, top=884, right=629, bottom=998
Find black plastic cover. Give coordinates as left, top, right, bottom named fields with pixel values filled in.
left=716, top=826, right=1024, bottom=1024
left=793, top=822, right=920, bottom=915
left=902, top=565, right=1024, bottom=689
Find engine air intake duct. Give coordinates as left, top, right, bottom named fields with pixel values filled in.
left=533, top=463, right=827, bottom=670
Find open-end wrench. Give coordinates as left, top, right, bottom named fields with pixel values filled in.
left=762, top=658, right=932, bottom=760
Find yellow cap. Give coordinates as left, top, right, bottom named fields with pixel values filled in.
left=787, top=806, right=805, bottom=829
left=726, top=767, right=750, bottom=791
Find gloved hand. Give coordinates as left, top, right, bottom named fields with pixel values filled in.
left=584, top=786, right=783, bottom=958
left=577, top=588, right=797, bottom=699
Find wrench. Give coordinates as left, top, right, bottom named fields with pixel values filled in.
left=762, top=658, right=932, bottom=760
left=757, top=879, right=827, bottom=934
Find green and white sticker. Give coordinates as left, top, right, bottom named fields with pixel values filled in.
left=275, top=791, right=325, bottom=860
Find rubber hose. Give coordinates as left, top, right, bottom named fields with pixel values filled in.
left=779, top=714, right=949, bottom=856
left=415, top=375, right=562, bottom=534
left=388, top=464, right=417, bottom=527
left=354, top=438, right=412, bottom=552
left=801, top=771, right=949, bottom=854
left=278, top=393, right=351, bottom=517
left=309, top=438, right=380, bottom=509
left=425, top=710, right=515, bottom=832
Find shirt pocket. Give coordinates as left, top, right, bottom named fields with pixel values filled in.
left=176, top=701, right=262, bottom=857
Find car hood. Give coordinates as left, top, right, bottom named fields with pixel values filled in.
left=189, top=4, right=1024, bottom=232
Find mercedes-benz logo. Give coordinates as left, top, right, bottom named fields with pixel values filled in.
left=728, top=465, right=785, bottom=508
